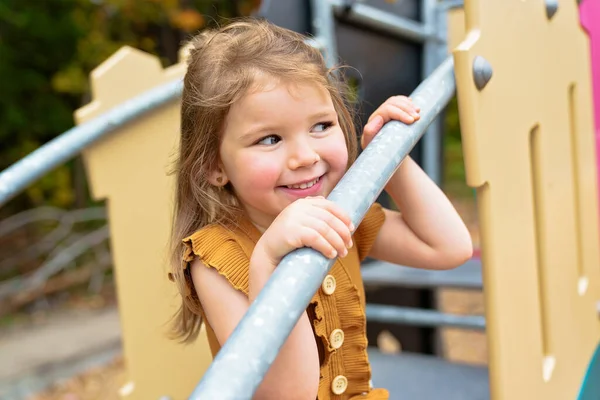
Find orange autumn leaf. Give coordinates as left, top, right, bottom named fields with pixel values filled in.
left=170, top=9, right=205, bottom=32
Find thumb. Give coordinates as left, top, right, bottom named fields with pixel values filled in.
left=364, top=115, right=384, bottom=136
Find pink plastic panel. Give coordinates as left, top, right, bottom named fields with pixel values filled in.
left=580, top=0, right=600, bottom=177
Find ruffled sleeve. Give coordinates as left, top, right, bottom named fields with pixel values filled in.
left=353, top=202, right=386, bottom=262
left=182, top=224, right=251, bottom=296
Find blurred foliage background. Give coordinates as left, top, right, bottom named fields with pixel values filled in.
left=0, top=0, right=264, bottom=217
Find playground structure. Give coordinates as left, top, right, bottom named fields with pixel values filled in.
left=0, top=0, right=599, bottom=399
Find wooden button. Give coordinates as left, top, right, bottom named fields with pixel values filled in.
left=330, top=329, right=344, bottom=349
left=321, top=275, right=336, bottom=295
left=331, top=375, right=348, bottom=395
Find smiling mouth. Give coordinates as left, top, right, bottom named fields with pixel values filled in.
left=285, top=176, right=321, bottom=189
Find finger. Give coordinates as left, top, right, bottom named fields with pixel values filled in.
left=307, top=217, right=349, bottom=258
left=379, top=103, right=417, bottom=124
left=407, top=97, right=419, bottom=108
left=406, top=97, right=421, bottom=112
left=363, top=115, right=384, bottom=137
left=384, top=96, right=421, bottom=119
left=308, top=198, right=354, bottom=231
left=289, top=199, right=352, bottom=255
left=368, top=103, right=418, bottom=127
left=368, top=96, right=417, bottom=121
left=308, top=207, right=353, bottom=249
left=390, top=96, right=421, bottom=116
left=299, top=226, right=339, bottom=259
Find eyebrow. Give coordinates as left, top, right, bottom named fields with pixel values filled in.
left=239, top=125, right=279, bottom=141
left=239, top=111, right=336, bottom=141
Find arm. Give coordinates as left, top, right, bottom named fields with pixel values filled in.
left=191, top=256, right=320, bottom=400
left=370, top=156, right=473, bottom=269
left=191, top=197, right=353, bottom=400
left=362, top=96, right=473, bottom=269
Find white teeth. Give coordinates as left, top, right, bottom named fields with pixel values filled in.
left=287, top=177, right=319, bottom=189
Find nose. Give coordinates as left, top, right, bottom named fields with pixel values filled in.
left=287, top=138, right=320, bottom=170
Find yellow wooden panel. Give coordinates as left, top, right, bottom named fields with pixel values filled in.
left=451, top=0, right=600, bottom=398
left=447, top=7, right=466, bottom=52
left=74, top=46, right=211, bottom=400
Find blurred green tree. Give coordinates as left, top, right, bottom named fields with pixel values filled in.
left=0, top=0, right=261, bottom=213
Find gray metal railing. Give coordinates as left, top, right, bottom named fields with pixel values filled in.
left=366, top=304, right=485, bottom=331
left=189, top=55, right=457, bottom=400
left=0, top=80, right=183, bottom=208
left=330, top=0, right=433, bottom=44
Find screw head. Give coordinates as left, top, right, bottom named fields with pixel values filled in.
left=473, top=56, right=493, bottom=91
left=546, top=0, right=558, bottom=19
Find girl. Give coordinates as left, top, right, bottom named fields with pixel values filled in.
left=169, top=18, right=472, bottom=400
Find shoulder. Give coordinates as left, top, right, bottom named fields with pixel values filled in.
left=183, top=223, right=238, bottom=260
left=183, top=223, right=252, bottom=296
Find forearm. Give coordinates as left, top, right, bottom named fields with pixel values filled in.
left=248, top=252, right=320, bottom=400
left=385, top=156, right=472, bottom=253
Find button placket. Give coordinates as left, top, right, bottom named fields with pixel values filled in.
left=318, top=262, right=356, bottom=397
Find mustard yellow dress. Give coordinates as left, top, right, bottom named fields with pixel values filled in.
left=181, top=203, right=389, bottom=399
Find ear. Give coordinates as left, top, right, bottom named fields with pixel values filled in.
left=207, top=166, right=229, bottom=187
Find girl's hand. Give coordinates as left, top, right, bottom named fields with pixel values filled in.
left=361, top=95, right=421, bottom=149
left=255, top=196, right=354, bottom=266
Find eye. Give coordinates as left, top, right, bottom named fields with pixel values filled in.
left=256, top=135, right=281, bottom=146
left=312, top=121, right=334, bottom=132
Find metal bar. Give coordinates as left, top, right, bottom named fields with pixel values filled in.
left=366, top=304, right=486, bottom=331
left=189, top=56, right=457, bottom=400
left=0, top=80, right=183, bottom=208
left=330, top=0, right=431, bottom=44
left=421, top=0, right=444, bottom=185
left=311, top=0, right=338, bottom=68
left=361, top=258, right=483, bottom=290
left=439, top=0, right=465, bottom=10
left=421, top=0, right=448, bottom=358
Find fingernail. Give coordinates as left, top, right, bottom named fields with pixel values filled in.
left=342, top=248, right=348, bottom=257
left=347, top=239, right=353, bottom=248
left=330, top=250, right=338, bottom=258
left=349, top=223, right=355, bottom=231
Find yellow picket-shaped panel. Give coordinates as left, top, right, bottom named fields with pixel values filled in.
left=75, top=46, right=211, bottom=400
left=451, top=0, right=600, bottom=399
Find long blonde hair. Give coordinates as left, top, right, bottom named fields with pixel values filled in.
left=169, top=17, right=359, bottom=342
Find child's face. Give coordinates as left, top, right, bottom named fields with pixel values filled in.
left=219, top=79, right=349, bottom=229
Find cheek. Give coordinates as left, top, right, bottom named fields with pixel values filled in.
left=226, top=152, right=282, bottom=196
left=320, top=133, right=349, bottom=173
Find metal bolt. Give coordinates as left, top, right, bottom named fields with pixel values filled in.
left=473, top=56, right=493, bottom=91
left=546, top=0, right=558, bottom=20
